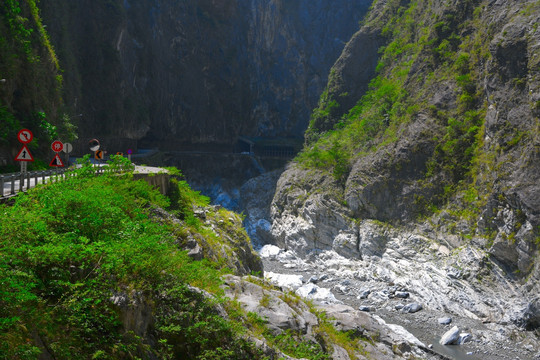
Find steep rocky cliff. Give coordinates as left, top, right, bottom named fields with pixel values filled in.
left=0, top=0, right=75, bottom=166
left=271, top=0, right=540, bottom=335
left=38, top=0, right=371, bottom=149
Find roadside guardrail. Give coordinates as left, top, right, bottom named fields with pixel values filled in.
left=0, top=164, right=132, bottom=199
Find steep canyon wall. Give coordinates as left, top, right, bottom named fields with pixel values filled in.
left=270, top=0, right=540, bottom=330
left=39, top=0, right=371, bottom=150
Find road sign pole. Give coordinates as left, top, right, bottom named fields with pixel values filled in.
left=20, top=162, right=24, bottom=188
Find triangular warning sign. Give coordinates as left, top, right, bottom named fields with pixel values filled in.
left=15, top=145, right=34, bottom=161
left=50, top=153, right=64, bottom=167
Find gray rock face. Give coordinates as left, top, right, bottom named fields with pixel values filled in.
left=259, top=244, right=540, bottom=360
left=270, top=0, right=540, bottom=337
left=439, top=326, right=460, bottom=345
left=518, top=297, right=540, bottom=330
left=241, top=169, right=283, bottom=248
left=271, top=202, right=540, bottom=329
left=306, top=26, right=385, bottom=140
left=438, top=317, right=452, bottom=325
left=221, top=275, right=432, bottom=359
left=344, top=120, right=438, bottom=222
left=40, top=0, right=371, bottom=148
left=401, top=303, right=423, bottom=314
left=222, top=274, right=318, bottom=336
left=110, top=289, right=154, bottom=340
left=271, top=164, right=359, bottom=257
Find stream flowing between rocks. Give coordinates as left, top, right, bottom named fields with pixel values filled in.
left=257, top=244, right=539, bottom=360
left=170, top=155, right=539, bottom=360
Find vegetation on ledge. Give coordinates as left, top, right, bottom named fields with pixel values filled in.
left=0, top=160, right=379, bottom=359
left=296, top=0, right=539, bottom=244
left=0, top=162, right=260, bottom=359
left=0, top=0, right=76, bottom=165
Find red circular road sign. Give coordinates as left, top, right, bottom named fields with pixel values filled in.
left=51, top=140, right=64, bottom=153
left=17, top=129, right=33, bottom=144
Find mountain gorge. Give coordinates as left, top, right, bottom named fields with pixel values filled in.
left=1, top=0, right=540, bottom=359
left=37, top=0, right=371, bottom=149
left=268, top=0, right=540, bottom=354
left=278, top=0, right=540, bottom=264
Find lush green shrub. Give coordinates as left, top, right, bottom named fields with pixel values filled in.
left=0, top=172, right=258, bottom=359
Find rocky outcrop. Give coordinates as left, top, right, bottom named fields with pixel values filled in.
left=305, top=25, right=384, bottom=142
left=271, top=201, right=540, bottom=326
left=149, top=202, right=263, bottom=277
left=260, top=243, right=540, bottom=359
left=39, top=0, right=371, bottom=150
left=271, top=0, right=540, bottom=334
left=221, top=274, right=438, bottom=359
left=240, top=169, right=283, bottom=248
left=111, top=272, right=443, bottom=359
left=303, top=0, right=540, bottom=226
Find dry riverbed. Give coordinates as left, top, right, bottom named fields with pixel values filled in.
left=259, top=245, right=540, bottom=360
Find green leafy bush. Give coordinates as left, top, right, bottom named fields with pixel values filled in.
left=0, top=171, right=258, bottom=359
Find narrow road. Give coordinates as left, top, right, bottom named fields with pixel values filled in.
left=1, top=165, right=166, bottom=199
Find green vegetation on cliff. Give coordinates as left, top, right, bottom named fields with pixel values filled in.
left=0, top=162, right=262, bottom=359
left=298, top=0, right=539, bottom=232
left=301, top=0, right=487, bottom=183
left=0, top=160, right=377, bottom=359
left=0, top=0, right=75, bottom=157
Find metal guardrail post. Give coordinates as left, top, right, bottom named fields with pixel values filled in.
left=0, top=175, right=3, bottom=197
left=19, top=173, right=23, bottom=192
left=10, top=174, right=15, bottom=195
left=26, top=172, right=30, bottom=190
